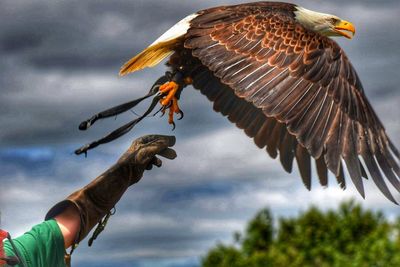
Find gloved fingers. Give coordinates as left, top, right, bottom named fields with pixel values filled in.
left=157, top=148, right=177, bottom=160
left=152, top=156, right=163, bottom=167
left=145, top=164, right=153, bottom=170
left=135, top=135, right=176, bottom=148
left=145, top=156, right=162, bottom=170
left=140, top=136, right=176, bottom=159
left=120, top=135, right=176, bottom=165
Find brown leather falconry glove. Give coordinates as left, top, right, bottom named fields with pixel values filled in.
left=45, top=135, right=177, bottom=253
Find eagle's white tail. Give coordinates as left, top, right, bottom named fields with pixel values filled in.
left=119, top=13, right=198, bottom=76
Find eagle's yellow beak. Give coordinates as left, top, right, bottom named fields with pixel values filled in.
left=334, top=20, right=356, bottom=39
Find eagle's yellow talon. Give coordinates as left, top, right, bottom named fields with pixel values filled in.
left=160, top=83, right=174, bottom=93
left=168, top=108, right=174, bottom=124
left=161, top=99, right=170, bottom=106
left=160, top=81, right=179, bottom=95
left=172, top=97, right=180, bottom=113
left=158, top=81, right=183, bottom=128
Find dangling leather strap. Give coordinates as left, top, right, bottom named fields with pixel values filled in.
left=0, top=232, right=26, bottom=267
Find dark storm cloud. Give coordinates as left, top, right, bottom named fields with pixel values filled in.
left=321, top=0, right=399, bottom=6
left=0, top=0, right=399, bottom=72
left=0, top=147, right=55, bottom=175
left=160, top=182, right=235, bottom=202
left=1, top=31, right=43, bottom=53
left=0, top=0, right=198, bottom=71
left=0, top=0, right=235, bottom=147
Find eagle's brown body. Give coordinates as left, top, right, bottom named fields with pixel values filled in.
left=102, top=2, right=400, bottom=203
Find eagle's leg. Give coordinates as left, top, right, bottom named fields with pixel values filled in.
left=158, top=71, right=192, bottom=128
left=160, top=81, right=179, bottom=106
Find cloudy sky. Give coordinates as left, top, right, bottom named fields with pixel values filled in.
left=0, top=0, right=399, bottom=266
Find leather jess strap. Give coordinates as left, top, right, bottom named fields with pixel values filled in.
left=0, top=230, right=25, bottom=267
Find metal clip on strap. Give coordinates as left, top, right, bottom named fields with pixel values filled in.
left=88, top=207, right=116, bottom=247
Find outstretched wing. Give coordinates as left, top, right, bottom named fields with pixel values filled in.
left=184, top=4, right=400, bottom=202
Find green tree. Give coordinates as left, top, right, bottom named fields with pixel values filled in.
left=202, top=245, right=246, bottom=267
left=202, top=200, right=400, bottom=267
left=242, top=208, right=273, bottom=256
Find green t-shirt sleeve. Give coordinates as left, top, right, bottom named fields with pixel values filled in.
left=3, top=219, right=66, bottom=267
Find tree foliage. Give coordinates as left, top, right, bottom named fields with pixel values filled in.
left=202, top=200, right=400, bottom=267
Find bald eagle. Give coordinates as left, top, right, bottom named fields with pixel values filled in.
left=77, top=2, right=400, bottom=203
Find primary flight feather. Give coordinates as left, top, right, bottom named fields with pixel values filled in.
left=79, top=2, right=400, bottom=204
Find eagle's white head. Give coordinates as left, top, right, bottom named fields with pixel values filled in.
left=294, top=6, right=356, bottom=39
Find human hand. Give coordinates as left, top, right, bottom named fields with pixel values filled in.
left=117, top=135, right=177, bottom=185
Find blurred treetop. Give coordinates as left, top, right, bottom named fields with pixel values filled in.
left=202, top=200, right=400, bottom=267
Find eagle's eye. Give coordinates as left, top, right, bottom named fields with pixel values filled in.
left=330, top=18, right=339, bottom=25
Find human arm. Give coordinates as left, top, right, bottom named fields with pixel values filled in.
left=50, top=134, right=177, bottom=249
left=3, top=135, right=177, bottom=267
left=55, top=205, right=80, bottom=249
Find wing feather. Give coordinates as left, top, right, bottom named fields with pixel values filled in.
left=316, top=157, right=328, bottom=187
left=254, top=118, right=276, bottom=149
left=279, top=132, right=296, bottom=173
left=296, top=144, right=312, bottom=190
left=336, top=163, right=346, bottom=189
